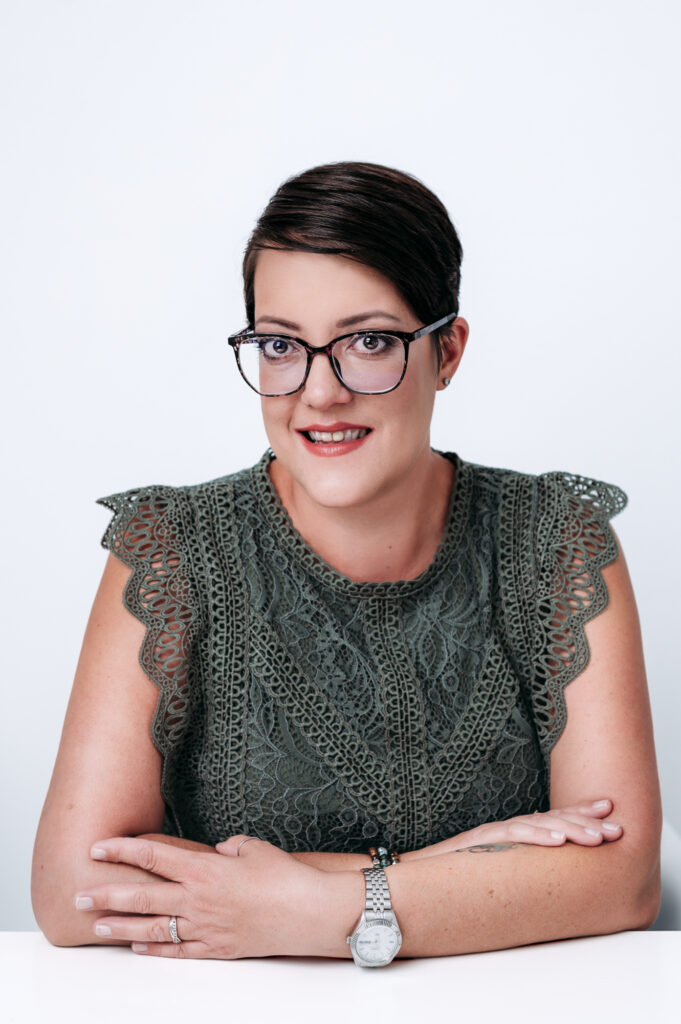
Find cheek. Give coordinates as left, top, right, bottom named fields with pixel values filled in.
left=387, top=364, right=436, bottom=425
left=260, top=399, right=293, bottom=441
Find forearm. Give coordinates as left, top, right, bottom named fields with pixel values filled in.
left=288, top=836, right=477, bottom=872
left=32, top=831, right=212, bottom=947
left=324, top=839, right=658, bottom=959
left=142, top=834, right=373, bottom=871
left=280, top=841, right=459, bottom=872
left=33, top=851, right=164, bottom=947
left=289, top=850, right=373, bottom=871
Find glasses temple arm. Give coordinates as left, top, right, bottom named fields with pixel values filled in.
left=411, top=312, right=457, bottom=340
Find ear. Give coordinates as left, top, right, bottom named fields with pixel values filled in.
left=436, top=317, right=469, bottom=390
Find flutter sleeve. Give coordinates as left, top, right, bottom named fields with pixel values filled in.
left=529, top=469, right=629, bottom=762
left=95, top=484, right=201, bottom=763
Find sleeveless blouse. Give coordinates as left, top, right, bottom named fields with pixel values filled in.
left=95, top=449, right=628, bottom=854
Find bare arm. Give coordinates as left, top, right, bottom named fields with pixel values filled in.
left=40, top=532, right=660, bottom=955
left=324, top=832, right=657, bottom=959
left=138, top=796, right=626, bottom=873
left=141, top=834, right=374, bottom=870
left=32, top=553, right=169, bottom=946
left=321, top=530, right=662, bottom=956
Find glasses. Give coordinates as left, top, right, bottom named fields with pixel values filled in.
left=227, top=312, right=457, bottom=397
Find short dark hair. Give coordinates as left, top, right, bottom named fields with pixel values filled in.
left=241, top=161, right=463, bottom=369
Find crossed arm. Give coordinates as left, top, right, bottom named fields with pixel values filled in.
left=34, top=805, right=657, bottom=959
left=32, top=534, right=662, bottom=957
left=141, top=799, right=659, bottom=958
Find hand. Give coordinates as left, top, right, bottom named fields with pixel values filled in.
left=73, top=833, right=336, bottom=959
left=135, top=832, right=219, bottom=854
left=419, top=798, right=623, bottom=857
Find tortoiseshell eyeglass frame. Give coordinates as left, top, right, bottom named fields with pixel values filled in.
left=227, top=311, right=458, bottom=396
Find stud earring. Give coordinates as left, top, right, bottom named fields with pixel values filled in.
left=442, top=377, right=451, bottom=387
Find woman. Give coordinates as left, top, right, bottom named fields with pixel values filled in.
left=32, top=161, right=662, bottom=965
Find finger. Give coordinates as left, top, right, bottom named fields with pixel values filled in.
left=476, top=822, right=569, bottom=845
left=492, top=821, right=605, bottom=846
left=514, top=818, right=605, bottom=845
left=557, top=803, right=618, bottom=821
left=540, top=812, right=623, bottom=839
left=89, top=837, right=192, bottom=882
left=131, top=940, right=208, bottom=959
left=215, top=834, right=263, bottom=857
left=505, top=822, right=570, bottom=844
left=74, top=881, right=181, bottom=916
left=94, top=915, right=193, bottom=944
left=541, top=821, right=603, bottom=845
left=553, top=800, right=613, bottom=816
left=530, top=820, right=616, bottom=846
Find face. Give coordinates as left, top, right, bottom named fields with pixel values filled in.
left=252, top=248, right=467, bottom=511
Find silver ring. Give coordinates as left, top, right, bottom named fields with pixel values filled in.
left=237, top=837, right=256, bottom=856
left=169, top=916, right=181, bottom=943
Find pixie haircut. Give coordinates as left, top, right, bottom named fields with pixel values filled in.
left=241, top=161, right=463, bottom=370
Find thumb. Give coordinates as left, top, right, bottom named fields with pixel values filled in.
left=215, top=834, right=256, bottom=857
left=214, top=839, right=237, bottom=856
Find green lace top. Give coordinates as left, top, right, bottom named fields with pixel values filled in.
left=95, top=449, right=627, bottom=854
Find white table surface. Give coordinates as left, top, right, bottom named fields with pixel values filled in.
left=2, top=930, right=679, bottom=1023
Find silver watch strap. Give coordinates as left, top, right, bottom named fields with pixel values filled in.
left=362, top=866, right=393, bottom=915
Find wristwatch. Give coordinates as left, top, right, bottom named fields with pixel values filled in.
left=346, top=865, right=402, bottom=967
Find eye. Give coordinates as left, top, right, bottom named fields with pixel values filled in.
left=348, top=333, right=399, bottom=355
left=258, top=336, right=300, bottom=360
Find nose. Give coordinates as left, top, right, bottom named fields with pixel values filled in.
left=300, top=350, right=352, bottom=409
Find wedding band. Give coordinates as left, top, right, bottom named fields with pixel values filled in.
left=169, top=916, right=181, bottom=943
left=237, top=837, right=256, bottom=856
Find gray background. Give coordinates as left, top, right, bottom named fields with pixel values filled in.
left=1, top=0, right=679, bottom=929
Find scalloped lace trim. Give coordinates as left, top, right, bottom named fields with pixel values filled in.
left=531, top=471, right=628, bottom=764
left=94, top=459, right=628, bottom=850
left=95, top=488, right=199, bottom=757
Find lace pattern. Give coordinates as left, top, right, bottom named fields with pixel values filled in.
left=530, top=471, right=628, bottom=774
left=96, top=486, right=202, bottom=835
left=95, top=452, right=628, bottom=850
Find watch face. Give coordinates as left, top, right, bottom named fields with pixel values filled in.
left=356, top=923, right=400, bottom=964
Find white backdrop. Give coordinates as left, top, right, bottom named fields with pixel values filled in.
left=1, top=0, right=679, bottom=930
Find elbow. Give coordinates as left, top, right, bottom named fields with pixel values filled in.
left=631, top=867, right=662, bottom=931
left=624, top=852, right=662, bottom=932
left=32, top=886, right=79, bottom=948
left=32, top=900, right=77, bottom=948
left=33, top=893, right=95, bottom=948
left=39, top=922, right=83, bottom=948
left=31, top=854, right=87, bottom=948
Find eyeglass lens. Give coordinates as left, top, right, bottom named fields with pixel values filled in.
left=237, top=333, right=406, bottom=395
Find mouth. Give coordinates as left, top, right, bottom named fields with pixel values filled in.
left=299, top=427, right=372, bottom=444
left=296, top=423, right=373, bottom=457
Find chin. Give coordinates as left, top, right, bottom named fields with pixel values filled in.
left=269, top=431, right=415, bottom=509
left=296, top=464, right=379, bottom=509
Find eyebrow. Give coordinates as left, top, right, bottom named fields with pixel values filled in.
left=254, top=310, right=403, bottom=331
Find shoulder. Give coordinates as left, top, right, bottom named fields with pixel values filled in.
left=461, top=452, right=627, bottom=503
left=456, top=454, right=628, bottom=538
left=95, top=454, right=268, bottom=549
left=96, top=457, right=260, bottom=508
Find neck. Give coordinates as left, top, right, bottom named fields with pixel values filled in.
left=268, top=448, right=456, bottom=583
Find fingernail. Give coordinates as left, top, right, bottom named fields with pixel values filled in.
left=95, top=924, right=111, bottom=936
left=585, top=827, right=602, bottom=836
left=75, top=896, right=93, bottom=910
left=551, top=831, right=566, bottom=839
left=91, top=847, right=108, bottom=860
left=132, top=943, right=148, bottom=952
left=592, top=800, right=610, bottom=808
left=602, top=822, right=621, bottom=831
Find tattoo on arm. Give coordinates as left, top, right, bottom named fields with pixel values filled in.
left=454, top=842, right=530, bottom=853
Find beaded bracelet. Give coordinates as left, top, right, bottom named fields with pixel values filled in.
left=368, top=845, right=400, bottom=867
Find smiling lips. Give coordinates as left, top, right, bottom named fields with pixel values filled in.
left=297, top=422, right=372, bottom=456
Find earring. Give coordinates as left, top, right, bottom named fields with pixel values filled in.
left=442, top=377, right=451, bottom=387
